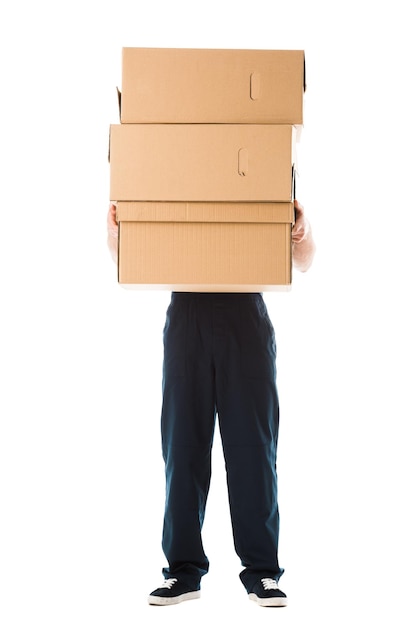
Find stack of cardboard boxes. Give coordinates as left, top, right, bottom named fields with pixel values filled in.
left=109, top=47, right=305, bottom=291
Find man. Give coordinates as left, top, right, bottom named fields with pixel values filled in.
left=107, top=200, right=315, bottom=607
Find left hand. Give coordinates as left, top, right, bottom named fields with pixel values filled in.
left=291, top=199, right=316, bottom=272
left=292, top=199, right=309, bottom=244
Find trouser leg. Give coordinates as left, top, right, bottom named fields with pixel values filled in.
left=214, top=294, right=284, bottom=592
left=160, top=294, right=216, bottom=588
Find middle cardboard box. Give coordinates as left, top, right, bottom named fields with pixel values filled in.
left=109, top=123, right=296, bottom=202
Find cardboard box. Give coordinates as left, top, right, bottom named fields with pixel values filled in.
left=116, top=202, right=294, bottom=291
left=120, top=47, right=305, bottom=125
left=109, top=124, right=296, bottom=202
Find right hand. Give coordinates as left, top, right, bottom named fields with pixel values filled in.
left=107, top=203, right=118, bottom=263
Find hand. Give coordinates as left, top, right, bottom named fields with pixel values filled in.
left=292, top=199, right=309, bottom=244
left=292, top=199, right=316, bottom=272
left=107, top=203, right=118, bottom=263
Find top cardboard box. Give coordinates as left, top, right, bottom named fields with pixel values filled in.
left=120, top=47, right=305, bottom=124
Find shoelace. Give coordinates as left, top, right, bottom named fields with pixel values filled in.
left=160, top=578, right=178, bottom=589
left=261, top=578, right=280, bottom=591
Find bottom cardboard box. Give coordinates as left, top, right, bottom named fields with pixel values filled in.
left=116, top=202, right=294, bottom=292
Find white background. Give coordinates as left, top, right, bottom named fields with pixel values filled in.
left=1, top=1, right=417, bottom=624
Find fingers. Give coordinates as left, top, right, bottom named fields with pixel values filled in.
left=292, top=199, right=308, bottom=243
left=108, top=203, right=117, bottom=221
left=294, top=199, right=304, bottom=216
left=107, top=203, right=118, bottom=237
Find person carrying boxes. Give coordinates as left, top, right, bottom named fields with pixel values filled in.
left=107, top=47, right=315, bottom=607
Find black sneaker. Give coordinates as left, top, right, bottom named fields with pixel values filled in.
left=248, top=578, right=288, bottom=607
left=148, top=578, right=201, bottom=606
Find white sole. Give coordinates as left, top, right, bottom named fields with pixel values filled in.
left=148, top=590, right=201, bottom=606
left=248, top=593, right=288, bottom=607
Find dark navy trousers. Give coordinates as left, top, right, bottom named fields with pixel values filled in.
left=160, top=292, right=284, bottom=593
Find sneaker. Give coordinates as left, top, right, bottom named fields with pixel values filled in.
left=248, top=578, right=288, bottom=607
left=148, top=578, right=201, bottom=606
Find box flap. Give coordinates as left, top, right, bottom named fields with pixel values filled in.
left=116, top=87, right=121, bottom=121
